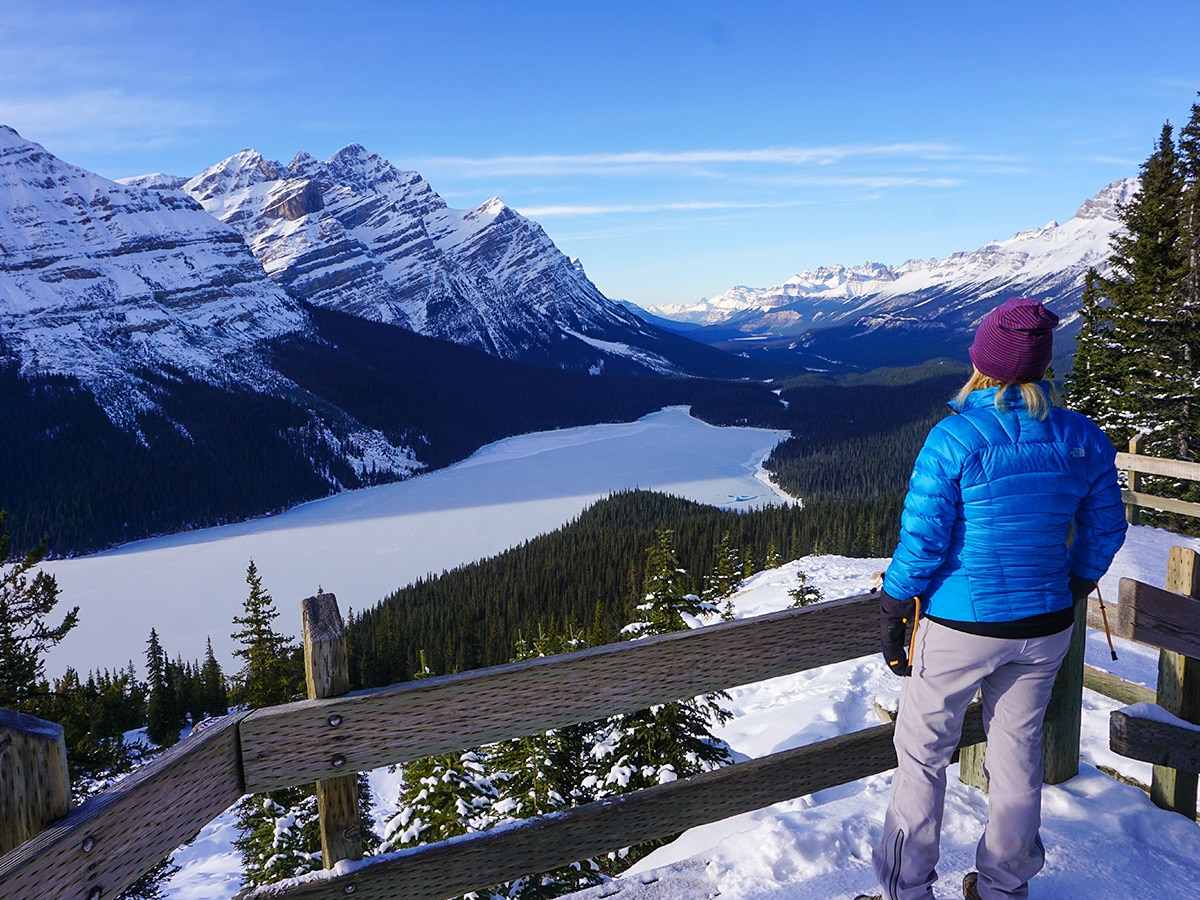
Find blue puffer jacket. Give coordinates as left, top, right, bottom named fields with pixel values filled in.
left=883, top=384, right=1127, bottom=623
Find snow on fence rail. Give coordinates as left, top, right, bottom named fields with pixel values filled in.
left=3, top=548, right=1200, bottom=900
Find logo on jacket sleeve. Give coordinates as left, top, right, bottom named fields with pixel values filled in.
left=1070, top=447, right=1086, bottom=458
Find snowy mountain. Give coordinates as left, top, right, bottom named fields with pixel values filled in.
left=172, top=144, right=736, bottom=378
left=0, top=125, right=309, bottom=426
left=647, top=179, right=1137, bottom=371
left=2, top=126, right=778, bottom=554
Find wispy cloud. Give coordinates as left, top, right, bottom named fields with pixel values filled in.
left=0, top=90, right=217, bottom=152
left=518, top=199, right=820, bottom=217
left=1085, top=154, right=1143, bottom=168
left=416, top=143, right=967, bottom=178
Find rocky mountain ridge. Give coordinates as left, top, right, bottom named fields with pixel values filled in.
left=0, top=125, right=310, bottom=425
left=167, top=143, right=696, bottom=376
left=646, top=178, right=1137, bottom=370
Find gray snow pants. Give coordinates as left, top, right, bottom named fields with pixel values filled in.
left=872, top=619, right=1073, bottom=900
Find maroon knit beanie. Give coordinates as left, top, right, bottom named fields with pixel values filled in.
left=969, top=297, right=1059, bottom=383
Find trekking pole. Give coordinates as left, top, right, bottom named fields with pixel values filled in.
left=1095, top=583, right=1118, bottom=661
left=907, top=596, right=921, bottom=668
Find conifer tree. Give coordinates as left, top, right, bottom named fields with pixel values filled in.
left=230, top=560, right=297, bottom=708
left=593, top=528, right=732, bottom=861
left=1067, top=104, right=1200, bottom=525
left=1069, top=123, right=1186, bottom=446
left=701, top=532, right=741, bottom=621
left=788, top=569, right=824, bottom=607
left=0, top=511, right=77, bottom=710
left=200, top=637, right=229, bottom=717
left=231, top=564, right=329, bottom=887
left=234, top=790, right=322, bottom=889
left=382, top=654, right=497, bottom=851
left=764, top=542, right=781, bottom=569
left=145, top=629, right=183, bottom=746
left=624, top=530, right=704, bottom=638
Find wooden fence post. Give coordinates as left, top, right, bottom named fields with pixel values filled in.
left=0, top=708, right=72, bottom=856
left=1124, top=433, right=1145, bottom=525
left=1041, top=597, right=1088, bottom=784
left=301, top=592, right=363, bottom=867
left=1151, top=546, right=1200, bottom=818
left=959, top=588, right=1088, bottom=791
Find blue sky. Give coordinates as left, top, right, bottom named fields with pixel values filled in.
left=2, top=1, right=1198, bottom=308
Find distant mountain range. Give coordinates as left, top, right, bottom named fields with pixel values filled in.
left=639, top=179, right=1136, bottom=373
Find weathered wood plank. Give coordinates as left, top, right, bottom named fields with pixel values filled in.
left=0, top=709, right=71, bottom=856
left=1111, top=709, right=1200, bottom=775
left=302, top=594, right=362, bottom=868
left=239, top=706, right=987, bottom=900
left=1043, top=599, right=1088, bottom=784
left=1083, top=665, right=1156, bottom=706
left=1121, top=490, right=1200, bottom=521
left=0, top=711, right=247, bottom=900
left=1120, top=436, right=1146, bottom=525
left=1115, top=451, right=1200, bottom=483
left=1151, top=547, right=1200, bottom=817
left=1115, top=577, right=1200, bottom=659
left=240, top=593, right=882, bottom=793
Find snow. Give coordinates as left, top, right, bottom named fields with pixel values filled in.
left=38, top=405, right=1200, bottom=898
left=43, top=406, right=792, bottom=680
left=648, top=179, right=1131, bottom=331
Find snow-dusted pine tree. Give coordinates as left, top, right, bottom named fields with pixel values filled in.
left=485, top=628, right=606, bottom=897
left=1067, top=104, right=1200, bottom=529
left=592, top=529, right=732, bottom=869
left=789, top=569, right=825, bottom=607
left=702, top=532, right=742, bottom=621
left=381, top=654, right=498, bottom=853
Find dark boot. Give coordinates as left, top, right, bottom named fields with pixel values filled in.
left=963, top=871, right=982, bottom=900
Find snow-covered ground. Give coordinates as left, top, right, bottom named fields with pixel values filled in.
left=564, top=534, right=1200, bottom=900
left=43, top=406, right=792, bottom=679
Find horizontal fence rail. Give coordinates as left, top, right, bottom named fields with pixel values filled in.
left=1116, top=448, right=1200, bottom=522
left=0, top=711, right=247, bottom=900
left=1115, top=452, right=1200, bottom=482
left=238, top=593, right=881, bottom=794
left=238, top=708, right=988, bottom=900
left=1111, top=708, right=1200, bottom=775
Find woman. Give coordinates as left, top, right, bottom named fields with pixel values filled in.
left=862, top=297, right=1127, bottom=900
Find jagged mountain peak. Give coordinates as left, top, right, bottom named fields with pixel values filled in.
left=323, top=142, right=419, bottom=193
left=186, top=149, right=285, bottom=203
left=1074, top=177, right=1138, bottom=220
left=180, top=144, right=694, bottom=376
left=0, top=127, right=310, bottom=424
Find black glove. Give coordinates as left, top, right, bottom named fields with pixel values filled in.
left=880, top=591, right=916, bottom=677
left=1069, top=573, right=1096, bottom=603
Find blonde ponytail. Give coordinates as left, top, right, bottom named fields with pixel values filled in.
left=954, top=369, right=1053, bottom=420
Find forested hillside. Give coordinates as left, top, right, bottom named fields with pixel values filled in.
left=347, top=362, right=969, bottom=687
left=347, top=489, right=901, bottom=687
left=0, top=306, right=787, bottom=556
left=765, top=360, right=968, bottom=500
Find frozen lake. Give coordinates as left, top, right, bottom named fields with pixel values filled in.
left=44, top=407, right=792, bottom=678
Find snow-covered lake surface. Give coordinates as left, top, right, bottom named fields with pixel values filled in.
left=44, top=406, right=792, bottom=679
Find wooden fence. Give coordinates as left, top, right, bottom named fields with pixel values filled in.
left=0, top=590, right=983, bottom=900
left=3, top=551, right=1199, bottom=899
left=1117, top=434, right=1200, bottom=525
